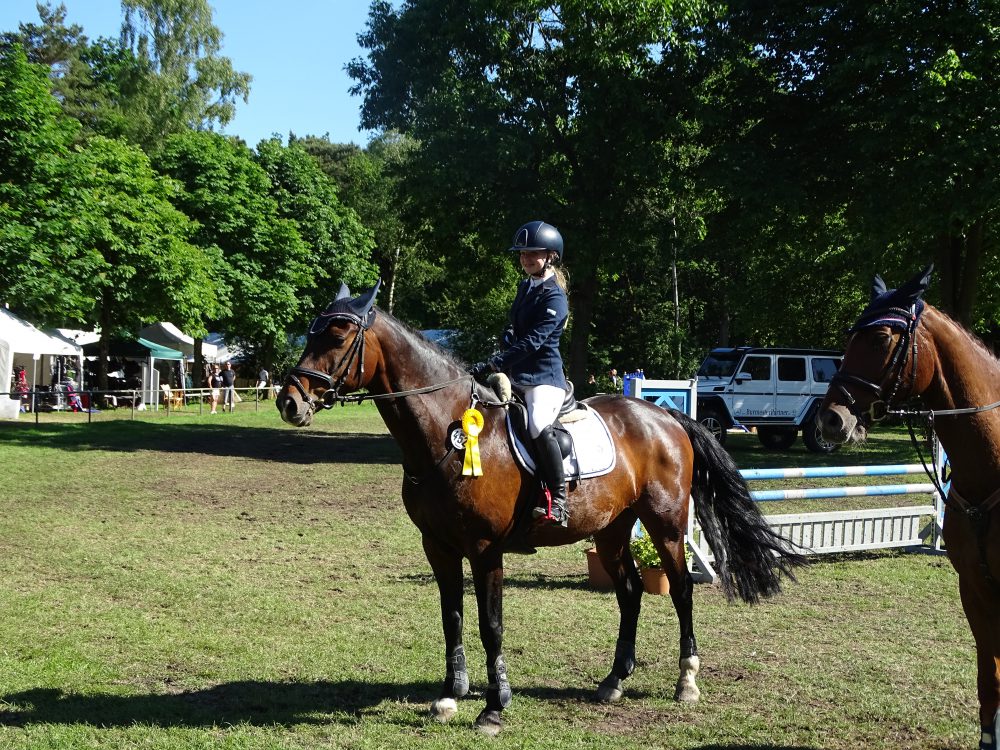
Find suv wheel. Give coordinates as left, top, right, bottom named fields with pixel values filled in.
left=802, top=408, right=839, bottom=453
left=698, top=406, right=728, bottom=446
left=757, top=426, right=797, bottom=450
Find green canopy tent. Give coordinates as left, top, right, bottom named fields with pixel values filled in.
left=83, top=338, right=184, bottom=407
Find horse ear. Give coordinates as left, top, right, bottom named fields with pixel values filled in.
left=870, top=275, right=887, bottom=301
left=335, top=282, right=352, bottom=301
left=348, top=278, right=383, bottom=319
left=897, top=264, right=934, bottom=302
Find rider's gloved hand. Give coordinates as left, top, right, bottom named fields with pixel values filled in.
left=469, top=361, right=496, bottom=381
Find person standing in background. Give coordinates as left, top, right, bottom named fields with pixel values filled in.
left=256, top=366, right=269, bottom=399
left=220, top=361, right=237, bottom=412
left=207, top=364, right=223, bottom=414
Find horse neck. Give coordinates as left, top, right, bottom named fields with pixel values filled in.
left=919, top=306, right=1000, bottom=490
left=366, top=315, right=468, bottom=464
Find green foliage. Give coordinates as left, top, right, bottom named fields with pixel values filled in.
left=350, top=0, right=729, bottom=380
left=120, top=0, right=251, bottom=148
left=253, top=137, right=378, bottom=323
left=629, top=529, right=661, bottom=570
left=154, top=131, right=314, bottom=355
left=20, top=135, right=223, bottom=343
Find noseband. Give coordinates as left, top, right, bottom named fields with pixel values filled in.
left=288, top=309, right=373, bottom=411
left=829, top=304, right=921, bottom=423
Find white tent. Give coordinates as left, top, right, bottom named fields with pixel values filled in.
left=138, top=321, right=219, bottom=361
left=0, top=308, right=83, bottom=418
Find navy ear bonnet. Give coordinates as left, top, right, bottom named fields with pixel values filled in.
left=848, top=264, right=933, bottom=333
left=308, top=279, right=382, bottom=336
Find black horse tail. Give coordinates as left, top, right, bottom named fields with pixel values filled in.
left=668, top=409, right=807, bottom=604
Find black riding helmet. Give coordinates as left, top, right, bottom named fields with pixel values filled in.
left=508, top=220, right=564, bottom=261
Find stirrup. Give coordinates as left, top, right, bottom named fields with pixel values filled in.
left=532, top=488, right=569, bottom=527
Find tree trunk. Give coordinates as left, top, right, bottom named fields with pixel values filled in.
left=193, top=336, right=205, bottom=386
left=936, top=219, right=984, bottom=327
left=97, top=294, right=111, bottom=391
left=568, top=269, right=597, bottom=387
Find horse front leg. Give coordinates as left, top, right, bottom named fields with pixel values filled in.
left=422, top=534, right=469, bottom=723
left=958, top=575, right=1000, bottom=750
left=469, top=549, right=510, bottom=736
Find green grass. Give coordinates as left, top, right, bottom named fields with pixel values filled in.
left=0, top=404, right=976, bottom=749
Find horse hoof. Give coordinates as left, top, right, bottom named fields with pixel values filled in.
left=474, top=708, right=503, bottom=736
left=595, top=676, right=624, bottom=703
left=430, top=697, right=458, bottom=723
left=674, top=680, right=701, bottom=703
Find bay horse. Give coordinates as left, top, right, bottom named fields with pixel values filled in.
left=277, top=282, right=804, bottom=735
left=818, top=266, right=1000, bottom=750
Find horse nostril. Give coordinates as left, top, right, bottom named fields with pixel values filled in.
left=820, top=409, right=843, bottom=434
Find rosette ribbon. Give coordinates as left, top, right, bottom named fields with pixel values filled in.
left=461, top=408, right=485, bottom=477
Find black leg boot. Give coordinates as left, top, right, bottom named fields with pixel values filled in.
left=531, top=424, right=569, bottom=527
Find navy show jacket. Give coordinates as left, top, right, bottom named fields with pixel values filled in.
left=489, top=276, right=569, bottom=390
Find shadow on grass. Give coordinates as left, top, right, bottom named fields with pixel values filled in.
left=0, top=679, right=667, bottom=728
left=0, top=420, right=401, bottom=465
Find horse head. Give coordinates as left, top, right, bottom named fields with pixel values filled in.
left=819, top=265, right=935, bottom=444
left=277, top=280, right=383, bottom=426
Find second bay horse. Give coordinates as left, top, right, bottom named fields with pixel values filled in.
left=819, top=266, right=1000, bottom=750
left=277, top=282, right=804, bottom=735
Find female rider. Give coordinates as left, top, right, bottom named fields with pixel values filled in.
left=471, top=221, right=570, bottom=526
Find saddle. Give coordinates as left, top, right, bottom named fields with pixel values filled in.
left=486, top=374, right=616, bottom=481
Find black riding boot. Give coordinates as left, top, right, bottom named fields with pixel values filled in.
left=531, top=424, right=569, bottom=527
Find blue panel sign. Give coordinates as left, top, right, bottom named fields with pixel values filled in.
left=630, top=378, right=697, bottom=419
left=642, top=389, right=690, bottom=414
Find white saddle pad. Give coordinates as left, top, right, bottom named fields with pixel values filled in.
left=506, top=404, right=616, bottom=480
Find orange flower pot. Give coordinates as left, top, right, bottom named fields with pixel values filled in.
left=641, top=567, right=670, bottom=596
left=584, top=548, right=614, bottom=590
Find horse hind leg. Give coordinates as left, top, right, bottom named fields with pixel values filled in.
left=592, top=517, right=643, bottom=704
left=635, top=504, right=700, bottom=703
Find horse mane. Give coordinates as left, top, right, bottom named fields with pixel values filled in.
left=380, top=309, right=479, bottom=372
left=379, top=310, right=501, bottom=402
left=925, top=304, right=1000, bottom=375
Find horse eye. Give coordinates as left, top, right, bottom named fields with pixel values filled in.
left=872, top=332, right=893, bottom=355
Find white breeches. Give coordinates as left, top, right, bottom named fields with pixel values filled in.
left=523, top=384, right=565, bottom=439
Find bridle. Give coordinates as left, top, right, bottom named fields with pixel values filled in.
left=287, top=307, right=376, bottom=411
left=828, top=304, right=922, bottom=424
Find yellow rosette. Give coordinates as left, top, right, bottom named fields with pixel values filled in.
left=461, top=408, right=485, bottom=477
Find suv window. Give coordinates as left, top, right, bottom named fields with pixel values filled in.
left=812, top=357, right=840, bottom=383
left=743, top=356, right=771, bottom=380
left=698, top=351, right=741, bottom=378
left=777, top=357, right=806, bottom=382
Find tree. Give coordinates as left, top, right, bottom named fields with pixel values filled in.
left=154, top=131, right=314, bottom=363
left=119, top=0, right=251, bottom=149
left=254, top=137, right=378, bottom=327
left=0, top=42, right=79, bottom=315
left=701, top=0, right=1000, bottom=331
left=349, top=0, right=717, bottom=381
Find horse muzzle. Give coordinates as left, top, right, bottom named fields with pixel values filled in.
left=276, top=389, right=314, bottom=427
left=819, top=403, right=866, bottom=445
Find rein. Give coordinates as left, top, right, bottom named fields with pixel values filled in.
left=289, top=310, right=514, bottom=485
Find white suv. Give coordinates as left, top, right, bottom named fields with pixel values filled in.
left=696, top=347, right=843, bottom=453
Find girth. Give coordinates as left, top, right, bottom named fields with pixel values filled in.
left=948, top=486, right=1000, bottom=594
